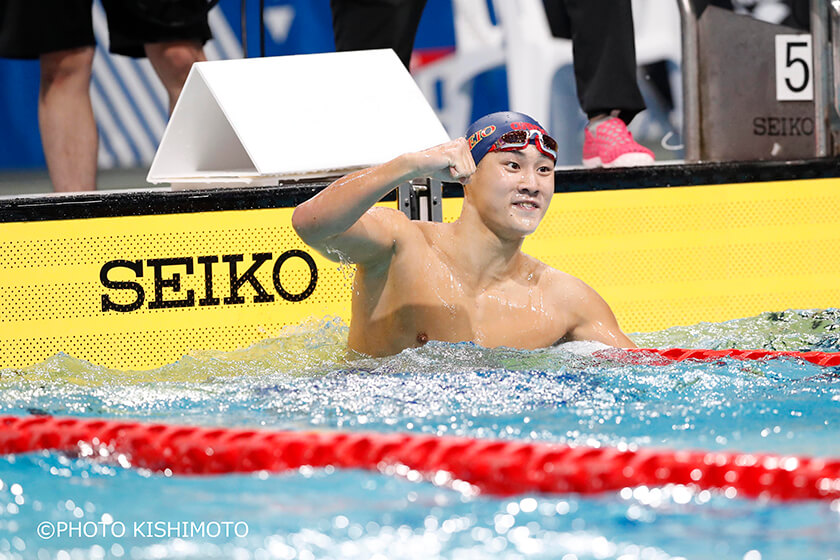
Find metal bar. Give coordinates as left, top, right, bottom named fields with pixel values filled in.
left=831, top=0, right=840, bottom=120
left=241, top=0, right=248, bottom=58
left=428, top=179, right=442, bottom=223
left=397, top=182, right=416, bottom=220
left=260, top=0, right=266, bottom=58
left=811, top=0, right=831, bottom=156
left=397, top=179, right=442, bottom=222
left=677, top=0, right=701, bottom=162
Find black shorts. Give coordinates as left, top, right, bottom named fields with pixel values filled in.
left=0, top=0, right=212, bottom=60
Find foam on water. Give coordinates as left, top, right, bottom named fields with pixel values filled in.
left=632, top=309, right=840, bottom=352
left=1, top=311, right=839, bottom=559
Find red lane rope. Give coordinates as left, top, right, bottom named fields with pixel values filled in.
left=2, top=415, right=839, bottom=501
left=628, top=348, right=840, bottom=367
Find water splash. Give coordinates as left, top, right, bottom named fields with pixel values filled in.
left=1, top=312, right=839, bottom=559
left=0, top=312, right=837, bottom=456
left=632, top=308, right=840, bottom=352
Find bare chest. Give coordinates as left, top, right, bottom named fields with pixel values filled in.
left=354, top=252, right=567, bottom=351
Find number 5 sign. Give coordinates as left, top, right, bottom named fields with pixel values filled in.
left=776, top=34, right=813, bottom=101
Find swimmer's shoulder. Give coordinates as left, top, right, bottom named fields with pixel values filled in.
left=368, top=207, right=453, bottom=253
left=522, top=255, right=574, bottom=284
left=532, top=258, right=605, bottom=310
left=411, top=219, right=456, bottom=246
left=527, top=255, right=633, bottom=347
left=367, top=206, right=431, bottom=240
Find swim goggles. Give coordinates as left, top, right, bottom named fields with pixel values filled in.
left=489, top=129, right=558, bottom=161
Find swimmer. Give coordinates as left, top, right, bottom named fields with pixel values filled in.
left=292, top=111, right=636, bottom=356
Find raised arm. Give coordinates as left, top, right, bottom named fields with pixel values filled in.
left=292, top=138, right=475, bottom=264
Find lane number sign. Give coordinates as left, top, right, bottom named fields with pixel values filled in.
left=776, top=34, right=813, bottom=101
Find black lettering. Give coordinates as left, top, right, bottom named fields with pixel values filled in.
left=100, top=260, right=144, bottom=312
left=753, top=117, right=766, bottom=136
left=789, top=117, right=801, bottom=136
left=146, top=258, right=195, bottom=310
left=197, top=256, right=220, bottom=306
left=802, top=117, right=814, bottom=135
left=224, top=253, right=274, bottom=304
left=272, top=250, right=318, bottom=302
left=784, top=42, right=810, bottom=93
left=768, top=117, right=780, bottom=136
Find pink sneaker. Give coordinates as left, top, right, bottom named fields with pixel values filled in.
left=582, top=117, right=655, bottom=168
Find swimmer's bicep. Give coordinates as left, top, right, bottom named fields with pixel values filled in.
left=561, top=281, right=636, bottom=349
left=311, top=207, right=409, bottom=265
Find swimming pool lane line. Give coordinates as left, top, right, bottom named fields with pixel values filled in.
left=2, top=415, right=838, bottom=502
left=622, top=348, right=840, bottom=367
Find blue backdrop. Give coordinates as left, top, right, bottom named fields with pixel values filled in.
left=0, top=0, right=510, bottom=171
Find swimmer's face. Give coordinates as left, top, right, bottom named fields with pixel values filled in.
left=467, top=145, right=554, bottom=238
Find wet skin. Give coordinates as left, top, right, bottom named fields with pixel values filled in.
left=293, top=139, right=635, bottom=356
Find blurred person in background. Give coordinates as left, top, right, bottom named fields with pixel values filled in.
left=0, top=0, right=212, bottom=192
left=331, top=0, right=656, bottom=168
left=542, top=0, right=654, bottom=167
left=329, top=0, right=427, bottom=70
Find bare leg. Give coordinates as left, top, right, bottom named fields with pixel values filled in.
left=39, top=47, right=98, bottom=192
left=145, top=41, right=206, bottom=113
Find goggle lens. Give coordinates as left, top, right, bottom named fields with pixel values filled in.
left=490, top=130, right=558, bottom=160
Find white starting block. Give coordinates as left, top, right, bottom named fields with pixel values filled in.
left=147, top=49, right=450, bottom=188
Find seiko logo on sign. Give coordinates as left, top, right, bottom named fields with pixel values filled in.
left=752, top=116, right=814, bottom=137
left=99, top=251, right=318, bottom=313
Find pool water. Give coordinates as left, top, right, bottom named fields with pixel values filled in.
left=1, top=309, right=839, bottom=560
